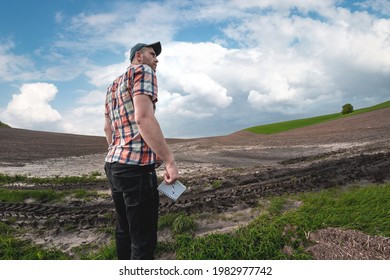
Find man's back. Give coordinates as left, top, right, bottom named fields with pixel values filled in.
left=105, top=64, right=158, bottom=166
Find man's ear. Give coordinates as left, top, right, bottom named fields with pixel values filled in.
left=136, top=51, right=143, bottom=63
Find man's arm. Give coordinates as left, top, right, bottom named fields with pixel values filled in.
left=133, top=94, right=179, bottom=184
left=104, top=114, right=113, bottom=145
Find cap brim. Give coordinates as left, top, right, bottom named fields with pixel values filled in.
left=145, top=42, right=161, bottom=57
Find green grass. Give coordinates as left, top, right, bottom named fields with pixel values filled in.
left=0, top=173, right=106, bottom=186
left=0, top=220, right=116, bottom=260
left=174, top=183, right=390, bottom=259
left=159, top=213, right=197, bottom=235
left=245, top=100, right=390, bottom=134
left=0, top=121, right=10, bottom=128
left=0, top=237, right=69, bottom=260
left=72, top=239, right=117, bottom=260
left=0, top=221, right=68, bottom=260
left=0, top=188, right=101, bottom=203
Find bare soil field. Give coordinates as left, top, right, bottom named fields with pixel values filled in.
left=0, top=107, right=389, bottom=259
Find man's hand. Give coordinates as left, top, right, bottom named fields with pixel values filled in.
left=164, top=160, right=179, bottom=184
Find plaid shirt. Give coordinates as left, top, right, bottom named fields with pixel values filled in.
left=105, top=64, right=160, bottom=166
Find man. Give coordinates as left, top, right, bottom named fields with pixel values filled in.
left=104, top=41, right=179, bottom=260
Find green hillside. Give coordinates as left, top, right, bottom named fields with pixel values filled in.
left=0, top=121, right=10, bottom=128
left=245, top=100, right=390, bottom=135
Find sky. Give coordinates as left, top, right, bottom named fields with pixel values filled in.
left=0, top=0, right=389, bottom=138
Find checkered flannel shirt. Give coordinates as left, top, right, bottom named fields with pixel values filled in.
left=105, top=64, right=160, bottom=166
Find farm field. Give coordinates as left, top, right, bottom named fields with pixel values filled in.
left=0, top=106, right=389, bottom=259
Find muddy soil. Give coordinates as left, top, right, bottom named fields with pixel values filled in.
left=0, top=107, right=389, bottom=259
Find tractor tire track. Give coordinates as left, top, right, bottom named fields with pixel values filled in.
left=1, top=152, right=389, bottom=231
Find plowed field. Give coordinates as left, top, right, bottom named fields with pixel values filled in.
left=1, top=107, right=389, bottom=259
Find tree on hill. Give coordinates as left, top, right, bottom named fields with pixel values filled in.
left=341, top=103, right=354, bottom=115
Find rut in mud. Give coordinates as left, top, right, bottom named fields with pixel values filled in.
left=160, top=152, right=389, bottom=214
left=1, top=152, right=388, bottom=232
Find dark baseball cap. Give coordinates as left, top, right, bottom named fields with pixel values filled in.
left=130, top=41, right=162, bottom=62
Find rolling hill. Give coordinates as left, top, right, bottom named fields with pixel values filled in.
left=245, top=100, right=390, bottom=135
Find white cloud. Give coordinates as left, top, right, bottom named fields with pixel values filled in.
left=358, top=0, right=390, bottom=15
left=61, top=89, right=106, bottom=135
left=209, top=3, right=390, bottom=117
left=0, top=82, right=106, bottom=136
left=55, top=1, right=178, bottom=52
left=156, top=90, right=214, bottom=119
left=0, top=40, right=38, bottom=82
left=128, top=5, right=388, bottom=136
left=71, top=12, right=119, bottom=28
left=77, top=90, right=106, bottom=105
left=155, top=42, right=233, bottom=125
left=85, top=60, right=128, bottom=88
left=1, top=83, right=62, bottom=128
left=60, top=105, right=104, bottom=136
left=55, top=12, right=64, bottom=24
left=178, top=72, right=231, bottom=108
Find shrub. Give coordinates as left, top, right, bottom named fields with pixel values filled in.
left=341, top=103, right=354, bottom=115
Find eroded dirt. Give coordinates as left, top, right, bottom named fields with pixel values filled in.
left=307, top=227, right=390, bottom=260
left=0, top=107, right=389, bottom=259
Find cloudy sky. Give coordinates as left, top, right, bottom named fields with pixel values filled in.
left=0, top=0, right=389, bottom=138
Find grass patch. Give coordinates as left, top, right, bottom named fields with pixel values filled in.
left=0, top=220, right=116, bottom=260
left=287, top=185, right=390, bottom=236
left=0, top=189, right=64, bottom=203
left=212, top=180, right=223, bottom=189
left=159, top=213, right=197, bottom=235
left=73, top=240, right=117, bottom=260
left=0, top=188, right=101, bottom=203
left=173, top=183, right=389, bottom=259
left=0, top=121, right=10, bottom=128
left=0, top=237, right=69, bottom=260
left=245, top=100, right=390, bottom=134
left=0, top=221, right=68, bottom=260
left=0, top=173, right=107, bottom=186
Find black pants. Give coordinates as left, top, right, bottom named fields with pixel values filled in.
left=104, top=162, right=159, bottom=260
